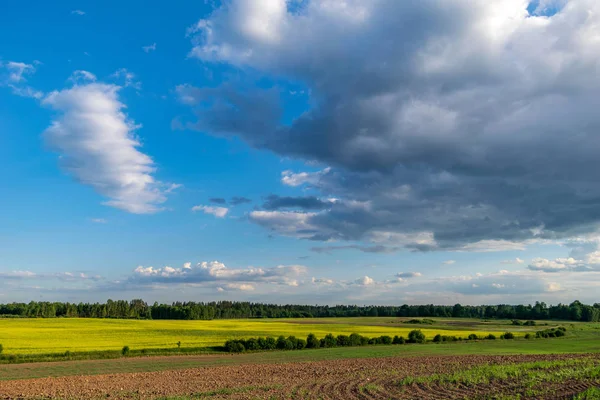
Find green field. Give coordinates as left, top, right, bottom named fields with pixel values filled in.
left=0, top=317, right=541, bottom=355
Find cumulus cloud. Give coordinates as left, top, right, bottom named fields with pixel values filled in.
left=130, top=261, right=307, bottom=288
left=43, top=82, right=175, bottom=214
left=355, top=276, right=375, bottom=286
left=180, top=0, right=600, bottom=252
left=192, top=205, right=229, bottom=218
left=502, top=257, right=525, bottom=264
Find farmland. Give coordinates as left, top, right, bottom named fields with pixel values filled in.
left=1, top=317, right=599, bottom=399
left=0, top=317, right=526, bottom=356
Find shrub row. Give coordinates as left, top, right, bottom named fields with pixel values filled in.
left=224, top=330, right=428, bottom=353
left=512, top=319, right=537, bottom=326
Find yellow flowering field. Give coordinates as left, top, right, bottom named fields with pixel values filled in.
left=0, top=317, right=514, bottom=355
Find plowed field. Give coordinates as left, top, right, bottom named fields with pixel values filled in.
left=1, top=353, right=599, bottom=399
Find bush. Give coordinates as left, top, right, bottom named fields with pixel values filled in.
left=360, top=336, right=370, bottom=346
left=524, top=320, right=537, bottom=326
left=380, top=335, right=393, bottom=345
left=276, top=336, right=295, bottom=350
left=306, top=333, right=320, bottom=349
left=524, top=333, right=533, bottom=339
left=121, top=346, right=130, bottom=356
left=512, top=320, right=524, bottom=326
left=245, top=338, right=260, bottom=351
left=287, top=336, right=299, bottom=349
left=296, top=338, right=307, bottom=350
left=336, top=334, right=351, bottom=347
left=468, top=334, right=478, bottom=341
left=321, top=333, right=337, bottom=348
left=264, top=336, right=277, bottom=350
left=433, top=334, right=442, bottom=343
left=227, top=341, right=246, bottom=353
left=554, top=329, right=566, bottom=337
left=441, top=335, right=458, bottom=342
left=501, top=332, right=515, bottom=340
left=486, top=334, right=496, bottom=340
left=0, top=344, right=3, bottom=355
left=408, top=330, right=426, bottom=344
left=64, top=350, right=72, bottom=358
left=349, top=333, right=363, bottom=346
left=393, top=335, right=406, bottom=344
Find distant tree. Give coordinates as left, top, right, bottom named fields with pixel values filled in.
left=501, top=332, right=515, bottom=340
left=177, top=341, right=181, bottom=348
left=121, top=346, right=130, bottom=356
left=393, top=335, right=406, bottom=344
left=408, top=330, right=426, bottom=344
left=433, top=334, right=442, bottom=343
left=264, top=337, right=277, bottom=350
left=486, top=334, right=496, bottom=340
left=296, top=338, right=307, bottom=350
left=276, top=336, right=288, bottom=350
left=245, top=338, right=260, bottom=351
left=468, top=334, right=478, bottom=340
left=0, top=343, right=3, bottom=354
left=380, top=335, right=393, bottom=345
left=321, top=333, right=337, bottom=348
left=336, top=335, right=351, bottom=347
left=349, top=333, right=363, bottom=346
left=306, top=333, right=320, bottom=349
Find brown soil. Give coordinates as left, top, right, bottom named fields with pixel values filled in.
left=0, top=353, right=598, bottom=399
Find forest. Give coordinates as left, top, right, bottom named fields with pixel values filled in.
left=1, top=300, right=599, bottom=322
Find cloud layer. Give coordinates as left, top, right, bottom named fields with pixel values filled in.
left=180, top=0, right=600, bottom=251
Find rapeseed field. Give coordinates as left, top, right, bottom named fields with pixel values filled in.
left=0, top=317, right=513, bottom=355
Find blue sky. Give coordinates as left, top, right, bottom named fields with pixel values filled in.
left=1, top=0, right=599, bottom=305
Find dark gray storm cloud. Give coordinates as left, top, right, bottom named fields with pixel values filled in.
left=180, top=0, right=600, bottom=250
left=230, top=196, right=252, bottom=205
left=262, top=195, right=330, bottom=211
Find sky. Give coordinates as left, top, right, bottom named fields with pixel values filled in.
left=1, top=0, right=600, bottom=306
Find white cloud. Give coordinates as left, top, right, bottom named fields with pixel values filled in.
left=249, top=210, right=319, bottom=237
left=111, top=68, right=141, bottom=90
left=43, top=82, right=174, bottom=214
left=70, top=70, right=97, bottom=83
left=129, top=261, right=307, bottom=289
left=443, top=260, right=456, bottom=265
left=5, top=61, right=36, bottom=83
left=8, top=85, right=43, bottom=99
left=71, top=10, right=85, bottom=15
left=142, top=43, right=157, bottom=53
left=281, top=168, right=331, bottom=187
left=225, top=283, right=255, bottom=291
left=355, top=276, right=375, bottom=286
left=90, top=218, right=107, bottom=224
left=502, top=257, right=525, bottom=264
left=191, top=205, right=229, bottom=218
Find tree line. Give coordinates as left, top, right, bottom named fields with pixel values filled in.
left=0, top=299, right=598, bottom=322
